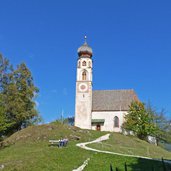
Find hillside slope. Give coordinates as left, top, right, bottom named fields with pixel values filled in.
left=0, top=123, right=170, bottom=171
left=88, top=133, right=171, bottom=159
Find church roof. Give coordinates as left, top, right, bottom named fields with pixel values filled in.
left=92, top=89, right=138, bottom=111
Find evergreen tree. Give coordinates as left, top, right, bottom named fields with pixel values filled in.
left=0, top=94, right=9, bottom=135
left=0, top=54, right=39, bottom=137
left=0, top=54, right=13, bottom=136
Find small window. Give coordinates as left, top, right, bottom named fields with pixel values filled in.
left=82, top=61, right=86, bottom=66
left=82, top=71, right=87, bottom=80
left=78, top=61, right=80, bottom=68
left=89, top=61, right=91, bottom=67
left=114, top=116, right=119, bottom=128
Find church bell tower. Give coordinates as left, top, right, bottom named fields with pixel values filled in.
left=75, top=36, right=93, bottom=129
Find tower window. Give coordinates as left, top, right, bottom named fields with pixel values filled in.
left=82, top=71, right=87, bottom=80
left=114, top=116, right=119, bottom=128
left=78, top=61, right=80, bottom=68
left=89, top=61, right=91, bottom=67
left=82, top=61, right=86, bottom=66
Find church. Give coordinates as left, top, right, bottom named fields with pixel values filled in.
left=75, top=37, right=138, bottom=132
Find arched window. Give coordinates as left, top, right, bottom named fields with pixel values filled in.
left=82, top=71, right=87, bottom=80
left=114, top=116, right=119, bottom=128
left=82, top=61, right=86, bottom=66
left=78, top=61, right=80, bottom=68
left=89, top=61, right=91, bottom=67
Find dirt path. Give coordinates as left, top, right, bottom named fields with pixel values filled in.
left=76, top=133, right=152, bottom=160
left=73, top=133, right=170, bottom=171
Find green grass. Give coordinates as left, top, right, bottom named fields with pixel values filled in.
left=0, top=123, right=171, bottom=171
left=84, top=153, right=169, bottom=171
left=0, top=123, right=104, bottom=171
left=0, top=141, right=93, bottom=171
left=88, top=132, right=171, bottom=159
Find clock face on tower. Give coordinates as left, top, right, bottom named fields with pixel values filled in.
left=78, top=83, right=88, bottom=92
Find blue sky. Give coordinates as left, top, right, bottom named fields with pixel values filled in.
left=0, top=0, right=171, bottom=122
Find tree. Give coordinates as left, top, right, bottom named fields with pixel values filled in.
left=146, top=103, right=171, bottom=143
left=0, top=54, right=13, bottom=136
left=122, top=101, right=157, bottom=140
left=0, top=94, right=10, bottom=135
left=62, top=116, right=75, bottom=125
left=0, top=54, right=39, bottom=137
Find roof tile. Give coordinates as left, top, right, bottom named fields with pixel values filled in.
left=92, top=89, right=138, bottom=111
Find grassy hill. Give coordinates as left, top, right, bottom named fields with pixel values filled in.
left=0, top=122, right=170, bottom=171
left=88, top=133, right=171, bottom=159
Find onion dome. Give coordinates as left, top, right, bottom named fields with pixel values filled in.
left=77, top=36, right=93, bottom=58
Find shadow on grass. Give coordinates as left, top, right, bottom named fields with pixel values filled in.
left=126, top=158, right=171, bottom=171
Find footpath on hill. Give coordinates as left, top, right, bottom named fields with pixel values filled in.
left=76, top=133, right=152, bottom=159
left=73, top=133, right=171, bottom=171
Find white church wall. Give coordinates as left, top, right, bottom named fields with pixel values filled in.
left=91, top=111, right=128, bottom=132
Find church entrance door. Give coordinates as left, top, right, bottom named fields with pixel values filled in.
left=96, top=124, right=101, bottom=131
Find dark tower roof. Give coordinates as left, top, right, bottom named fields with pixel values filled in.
left=77, top=36, right=93, bottom=58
